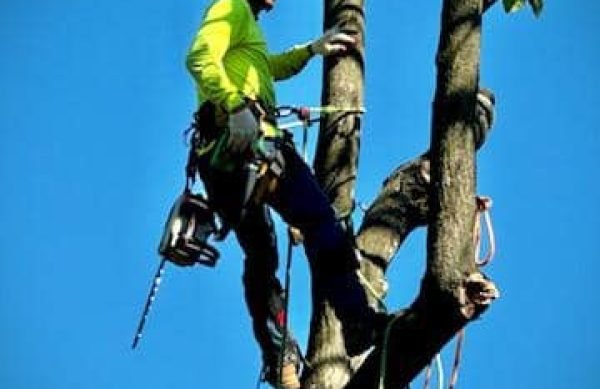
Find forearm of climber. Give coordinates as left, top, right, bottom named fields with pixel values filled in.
left=268, top=44, right=313, bottom=81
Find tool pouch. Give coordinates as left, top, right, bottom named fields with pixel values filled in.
left=248, top=138, right=286, bottom=205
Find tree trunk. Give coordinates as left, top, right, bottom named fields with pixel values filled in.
left=304, top=0, right=365, bottom=388
left=313, top=0, right=365, bottom=222
left=355, top=0, right=493, bottom=385
left=305, top=0, right=498, bottom=388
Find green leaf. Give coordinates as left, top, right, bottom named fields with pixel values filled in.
left=503, top=0, right=526, bottom=13
left=528, top=0, right=544, bottom=16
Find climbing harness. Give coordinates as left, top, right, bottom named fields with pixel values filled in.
left=242, top=136, right=288, bottom=209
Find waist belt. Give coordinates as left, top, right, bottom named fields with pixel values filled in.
left=247, top=99, right=281, bottom=138
left=191, top=99, right=285, bottom=168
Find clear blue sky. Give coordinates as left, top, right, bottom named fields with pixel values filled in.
left=1, top=1, right=599, bottom=388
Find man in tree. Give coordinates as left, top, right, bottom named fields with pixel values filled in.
left=184, top=0, right=381, bottom=388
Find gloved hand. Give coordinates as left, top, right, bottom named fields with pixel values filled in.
left=227, top=106, right=259, bottom=153
left=310, top=26, right=356, bottom=56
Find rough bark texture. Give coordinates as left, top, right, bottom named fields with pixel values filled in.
left=304, top=1, right=365, bottom=388
left=350, top=1, right=495, bottom=387
left=355, top=155, right=430, bottom=306
left=304, top=1, right=498, bottom=388
left=313, top=0, right=365, bottom=222
left=427, top=0, right=482, bottom=295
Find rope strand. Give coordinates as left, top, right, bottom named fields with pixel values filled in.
left=422, top=196, right=496, bottom=389
left=423, top=354, right=445, bottom=389
left=448, top=330, right=465, bottom=389
left=474, top=196, right=495, bottom=267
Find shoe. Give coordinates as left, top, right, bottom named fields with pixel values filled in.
left=262, top=338, right=302, bottom=389
left=263, top=361, right=300, bottom=389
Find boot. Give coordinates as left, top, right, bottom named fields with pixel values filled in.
left=262, top=338, right=302, bottom=389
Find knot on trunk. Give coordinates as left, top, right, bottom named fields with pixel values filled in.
left=459, top=272, right=500, bottom=319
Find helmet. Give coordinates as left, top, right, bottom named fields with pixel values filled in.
left=158, top=191, right=220, bottom=267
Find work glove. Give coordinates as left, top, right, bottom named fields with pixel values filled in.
left=227, top=106, right=259, bottom=153
left=310, top=26, right=356, bottom=56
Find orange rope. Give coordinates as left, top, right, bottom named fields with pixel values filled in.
left=474, top=196, right=495, bottom=267
left=434, top=196, right=495, bottom=389
left=448, top=330, right=465, bottom=389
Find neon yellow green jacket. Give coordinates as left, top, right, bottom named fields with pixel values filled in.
left=186, top=0, right=313, bottom=113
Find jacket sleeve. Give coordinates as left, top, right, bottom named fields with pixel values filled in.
left=268, top=44, right=314, bottom=81
left=186, top=0, right=246, bottom=112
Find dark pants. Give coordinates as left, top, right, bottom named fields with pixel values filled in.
left=198, top=142, right=373, bottom=361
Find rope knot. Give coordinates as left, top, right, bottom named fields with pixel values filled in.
left=475, top=195, right=492, bottom=212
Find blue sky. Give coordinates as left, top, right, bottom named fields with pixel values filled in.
left=1, top=0, right=599, bottom=388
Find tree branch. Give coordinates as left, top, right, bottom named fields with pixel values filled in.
left=348, top=0, right=499, bottom=386
left=305, top=1, right=499, bottom=387
left=305, top=1, right=366, bottom=388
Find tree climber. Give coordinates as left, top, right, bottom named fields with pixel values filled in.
left=183, top=0, right=383, bottom=388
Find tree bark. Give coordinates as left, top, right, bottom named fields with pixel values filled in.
left=305, top=0, right=498, bottom=388
left=313, top=0, right=365, bottom=222
left=347, top=1, right=496, bottom=387
left=304, top=1, right=365, bottom=388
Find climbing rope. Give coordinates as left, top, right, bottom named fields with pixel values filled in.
left=255, top=228, right=298, bottom=389
left=432, top=195, right=495, bottom=389
left=447, top=329, right=465, bottom=389
left=276, top=105, right=365, bottom=131
left=434, top=354, right=445, bottom=389
left=423, top=354, right=445, bottom=389
left=474, top=196, right=495, bottom=267
left=278, top=228, right=296, bottom=384
left=356, top=268, right=387, bottom=313
left=379, top=314, right=401, bottom=389
left=417, top=195, right=497, bottom=389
